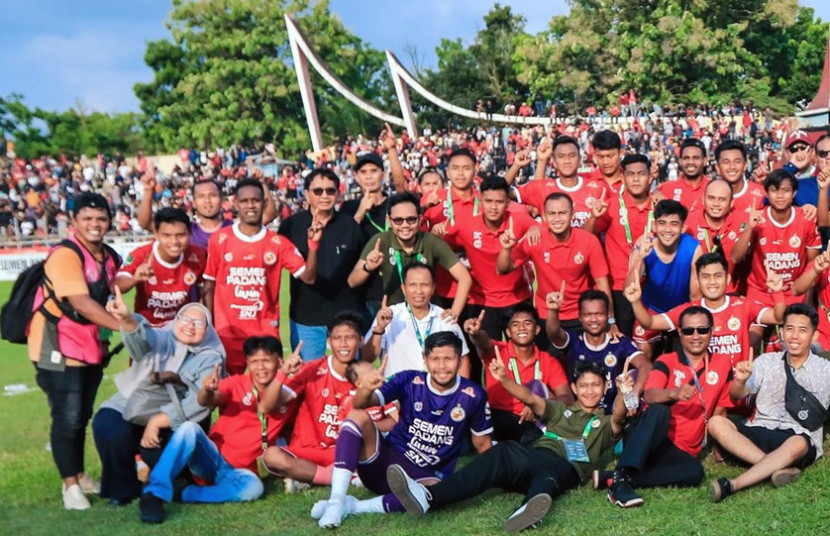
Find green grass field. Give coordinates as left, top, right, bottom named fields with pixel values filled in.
left=0, top=278, right=828, bottom=536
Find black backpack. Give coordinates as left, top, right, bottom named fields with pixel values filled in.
left=0, top=240, right=118, bottom=344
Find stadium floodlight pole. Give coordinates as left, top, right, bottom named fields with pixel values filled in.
left=386, top=51, right=418, bottom=138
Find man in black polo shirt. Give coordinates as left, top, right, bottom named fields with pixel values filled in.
left=279, top=168, right=365, bottom=360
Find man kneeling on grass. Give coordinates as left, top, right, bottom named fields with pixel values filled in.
left=386, top=359, right=628, bottom=533
left=139, top=336, right=302, bottom=523
left=708, top=303, right=830, bottom=502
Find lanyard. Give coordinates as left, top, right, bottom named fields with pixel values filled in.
left=544, top=415, right=596, bottom=441
left=700, top=228, right=718, bottom=253
left=446, top=191, right=479, bottom=226
left=393, top=250, right=424, bottom=284
left=680, top=351, right=710, bottom=440
left=618, top=185, right=653, bottom=248
left=508, top=356, right=541, bottom=383
left=365, top=212, right=388, bottom=234
left=251, top=384, right=268, bottom=452
left=405, top=303, right=434, bottom=350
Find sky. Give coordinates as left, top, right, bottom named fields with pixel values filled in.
left=1, top=0, right=829, bottom=114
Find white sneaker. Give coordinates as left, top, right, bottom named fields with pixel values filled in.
left=386, top=464, right=431, bottom=517
left=318, top=499, right=348, bottom=529
left=310, top=496, right=357, bottom=520
left=503, top=493, right=551, bottom=533
left=77, top=474, right=100, bottom=495
left=62, top=483, right=91, bottom=510
left=284, top=478, right=311, bottom=494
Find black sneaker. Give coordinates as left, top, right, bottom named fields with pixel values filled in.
left=710, top=478, right=733, bottom=503
left=592, top=470, right=616, bottom=490
left=139, top=492, right=165, bottom=524
left=607, top=480, right=644, bottom=508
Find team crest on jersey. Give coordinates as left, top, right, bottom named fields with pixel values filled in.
left=759, top=237, right=767, bottom=246
left=727, top=316, right=741, bottom=331
left=706, top=371, right=719, bottom=385
left=634, top=325, right=645, bottom=336
left=126, top=254, right=134, bottom=265
left=242, top=392, right=253, bottom=406
left=461, top=386, right=476, bottom=398
left=673, top=370, right=687, bottom=387
left=473, top=231, right=483, bottom=249
left=544, top=251, right=550, bottom=263
left=183, top=271, right=197, bottom=286
left=147, top=276, right=157, bottom=285
left=789, top=236, right=801, bottom=248
left=450, top=405, right=466, bottom=422
left=271, top=235, right=281, bottom=244
left=591, top=419, right=601, bottom=428
left=574, top=252, right=584, bottom=265
left=322, top=388, right=329, bottom=397
left=728, top=230, right=737, bottom=240
left=218, top=233, right=227, bottom=244
left=263, top=251, right=277, bottom=266
left=604, top=353, right=617, bottom=367
left=414, top=401, right=423, bottom=411
left=412, top=376, right=424, bottom=385
left=188, top=253, right=200, bottom=263
left=224, top=252, right=233, bottom=262
left=697, top=229, right=705, bottom=241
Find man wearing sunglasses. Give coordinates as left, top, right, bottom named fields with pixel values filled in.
left=279, top=169, right=365, bottom=360
left=791, top=133, right=830, bottom=220
left=593, top=306, right=734, bottom=508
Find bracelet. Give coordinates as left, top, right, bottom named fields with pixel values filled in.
left=372, top=330, right=385, bottom=336
left=363, top=263, right=374, bottom=273
left=275, top=371, right=288, bottom=384
left=307, top=239, right=319, bottom=251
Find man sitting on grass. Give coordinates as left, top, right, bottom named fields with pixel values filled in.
left=139, top=336, right=302, bottom=523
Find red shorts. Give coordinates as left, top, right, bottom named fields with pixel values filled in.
left=281, top=444, right=336, bottom=467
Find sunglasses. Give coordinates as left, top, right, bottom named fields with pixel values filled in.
left=788, top=144, right=811, bottom=153
left=310, top=187, right=337, bottom=196
left=390, top=216, right=419, bottom=225
left=817, top=149, right=830, bottom=159
left=680, top=326, right=712, bottom=335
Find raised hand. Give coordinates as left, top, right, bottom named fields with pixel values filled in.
left=752, top=163, right=769, bottom=184
left=623, top=279, right=642, bottom=304
left=523, top=225, right=541, bottom=246
left=133, top=256, right=155, bottom=282
left=431, top=221, right=448, bottom=237
left=489, top=347, right=508, bottom=383
left=536, top=138, right=552, bottom=161
left=592, top=187, right=608, bottom=218
left=281, top=341, right=303, bottom=376
left=545, top=280, right=566, bottom=311
left=463, top=310, right=486, bottom=337
left=307, top=216, right=325, bottom=243
left=747, top=206, right=765, bottom=229
left=365, top=239, right=385, bottom=271
left=203, top=363, right=220, bottom=392
left=499, top=216, right=517, bottom=250
left=356, top=363, right=384, bottom=392
left=423, top=189, right=442, bottom=208
left=380, top=122, right=397, bottom=151
left=440, top=308, right=458, bottom=324
left=733, top=348, right=754, bottom=382
left=764, top=260, right=784, bottom=293
left=375, top=296, right=393, bottom=331
left=813, top=250, right=830, bottom=274
left=801, top=203, right=817, bottom=222
left=634, top=233, right=655, bottom=257
left=106, top=286, right=131, bottom=321
left=818, top=169, right=830, bottom=190
left=513, top=150, right=531, bottom=168
left=141, top=166, right=156, bottom=191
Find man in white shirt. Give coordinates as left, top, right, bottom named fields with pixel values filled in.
left=363, top=263, right=470, bottom=378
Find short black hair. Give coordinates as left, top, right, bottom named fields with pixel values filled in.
left=578, top=290, right=609, bottom=314
left=192, top=179, right=221, bottom=198
left=714, top=139, right=747, bottom=161
left=154, top=207, right=191, bottom=231
left=345, top=360, right=368, bottom=385
left=592, top=130, right=622, bottom=151
left=678, top=305, right=714, bottom=329
left=480, top=176, right=510, bottom=196
left=695, top=252, right=729, bottom=274
left=448, top=148, right=476, bottom=166
left=764, top=169, right=798, bottom=193
left=815, top=133, right=830, bottom=148
left=506, top=301, right=539, bottom=323
left=304, top=167, right=341, bottom=191
left=653, top=199, right=688, bottom=222
left=543, top=192, right=573, bottom=210
left=621, top=153, right=650, bottom=171
left=235, top=177, right=264, bottom=196
left=243, top=335, right=283, bottom=358
left=553, top=135, right=580, bottom=153
left=424, top=331, right=462, bottom=357
left=388, top=192, right=421, bottom=215
left=783, top=303, right=819, bottom=330
left=72, top=192, right=112, bottom=219
left=573, top=361, right=605, bottom=383
left=680, top=138, right=707, bottom=157
left=327, top=310, right=364, bottom=335
left=417, top=167, right=445, bottom=185
left=402, top=262, right=435, bottom=284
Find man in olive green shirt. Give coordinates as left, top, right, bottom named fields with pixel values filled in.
left=387, top=360, right=628, bottom=533
left=347, top=192, right=472, bottom=322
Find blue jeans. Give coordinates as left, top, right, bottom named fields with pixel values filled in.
left=290, top=321, right=328, bottom=361
left=144, top=422, right=263, bottom=503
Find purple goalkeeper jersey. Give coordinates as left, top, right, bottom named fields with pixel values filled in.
left=375, top=371, right=493, bottom=478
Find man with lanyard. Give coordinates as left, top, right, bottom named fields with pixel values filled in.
left=626, top=253, right=784, bottom=366
left=625, top=199, right=702, bottom=359
left=792, top=134, right=830, bottom=220
left=363, top=263, right=471, bottom=378
left=386, top=359, right=628, bottom=533
left=505, top=135, right=606, bottom=228
left=347, top=192, right=472, bottom=323
left=464, top=302, right=572, bottom=443
left=708, top=304, right=830, bottom=502
left=683, top=180, right=737, bottom=255
left=657, top=138, right=710, bottom=216
left=279, top=168, right=365, bottom=360
left=592, top=306, right=733, bottom=508
left=587, top=130, right=625, bottom=194
left=584, top=154, right=655, bottom=338
left=137, top=337, right=302, bottom=523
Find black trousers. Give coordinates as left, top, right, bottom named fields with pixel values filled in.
left=617, top=404, right=704, bottom=488
left=428, top=441, right=579, bottom=509
left=490, top=408, right=544, bottom=445
left=34, top=364, right=103, bottom=479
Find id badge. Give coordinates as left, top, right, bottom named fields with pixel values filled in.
left=256, top=455, right=269, bottom=479
left=562, top=439, right=590, bottom=463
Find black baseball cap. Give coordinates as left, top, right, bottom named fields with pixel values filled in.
left=72, top=192, right=112, bottom=218
left=354, top=152, right=384, bottom=172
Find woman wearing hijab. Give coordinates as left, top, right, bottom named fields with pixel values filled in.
left=92, top=287, right=225, bottom=506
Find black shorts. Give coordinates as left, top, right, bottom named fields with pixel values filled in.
left=734, top=421, right=817, bottom=469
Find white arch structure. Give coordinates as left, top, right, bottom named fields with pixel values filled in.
left=285, top=14, right=550, bottom=152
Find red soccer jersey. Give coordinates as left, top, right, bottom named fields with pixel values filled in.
left=516, top=175, right=606, bottom=228
left=661, top=296, right=768, bottom=365
left=725, top=181, right=765, bottom=294
left=481, top=341, right=568, bottom=415
left=657, top=176, right=710, bottom=214
left=809, top=260, right=830, bottom=349
left=730, top=180, right=765, bottom=223
left=683, top=210, right=747, bottom=294
left=645, top=352, right=733, bottom=457
left=203, top=223, right=306, bottom=341
left=283, top=356, right=354, bottom=450
left=586, top=167, right=624, bottom=195
left=511, top=228, right=609, bottom=320
left=739, top=207, right=820, bottom=305
left=594, top=189, right=653, bottom=290
left=209, top=374, right=292, bottom=473
left=118, top=242, right=206, bottom=326
left=443, top=208, right=535, bottom=307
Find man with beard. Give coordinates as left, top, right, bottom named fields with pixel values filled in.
left=657, top=138, right=709, bottom=216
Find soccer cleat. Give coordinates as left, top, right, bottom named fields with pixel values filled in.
left=386, top=464, right=431, bottom=518
left=592, top=470, right=616, bottom=490
left=710, top=478, right=733, bottom=503
left=503, top=493, right=552, bottom=533
left=771, top=468, right=802, bottom=488
left=318, top=500, right=348, bottom=529
left=62, top=483, right=91, bottom=510
left=139, top=492, right=166, bottom=524
left=310, top=496, right=357, bottom=520
left=607, top=480, right=644, bottom=508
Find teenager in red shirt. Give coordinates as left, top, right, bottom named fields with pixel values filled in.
left=657, top=138, right=710, bottom=215
left=588, top=130, right=624, bottom=193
